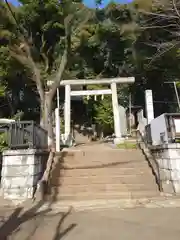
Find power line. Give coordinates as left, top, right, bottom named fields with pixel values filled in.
left=4, top=0, right=28, bottom=40
left=164, top=81, right=180, bottom=110
left=153, top=101, right=177, bottom=104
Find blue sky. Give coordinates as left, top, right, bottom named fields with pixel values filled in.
left=8, top=0, right=133, bottom=8
left=84, top=0, right=133, bottom=8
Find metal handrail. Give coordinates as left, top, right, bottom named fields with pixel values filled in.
left=136, top=129, right=163, bottom=192
left=8, top=121, right=48, bottom=149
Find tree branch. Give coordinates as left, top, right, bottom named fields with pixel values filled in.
left=139, top=9, right=180, bottom=20
left=48, top=9, right=92, bottom=101
left=48, top=13, right=74, bottom=101
left=73, top=10, right=92, bottom=36
left=140, top=24, right=178, bottom=29
left=40, top=34, right=50, bottom=73
left=173, top=0, right=180, bottom=19
left=4, top=1, right=45, bottom=102
left=146, top=41, right=180, bottom=68
left=48, top=47, right=68, bottom=102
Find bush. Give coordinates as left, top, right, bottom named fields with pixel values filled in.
left=0, top=132, right=8, bottom=151
left=94, top=96, right=114, bottom=134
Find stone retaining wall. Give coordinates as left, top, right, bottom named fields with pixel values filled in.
left=0, top=152, right=2, bottom=183
left=150, top=143, right=180, bottom=194
left=0, top=149, right=48, bottom=203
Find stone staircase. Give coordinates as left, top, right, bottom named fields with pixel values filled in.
left=48, top=144, right=160, bottom=209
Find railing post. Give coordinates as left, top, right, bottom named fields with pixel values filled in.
left=64, top=84, right=71, bottom=145
left=55, top=108, right=60, bottom=152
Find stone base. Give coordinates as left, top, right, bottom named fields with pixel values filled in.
left=61, top=134, right=74, bottom=147
left=151, top=143, right=180, bottom=194
left=1, top=149, right=48, bottom=203
left=113, top=137, right=125, bottom=145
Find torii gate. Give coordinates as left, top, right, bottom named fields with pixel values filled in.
left=55, top=77, right=135, bottom=150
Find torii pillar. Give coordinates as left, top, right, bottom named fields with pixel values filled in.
left=111, top=82, right=123, bottom=144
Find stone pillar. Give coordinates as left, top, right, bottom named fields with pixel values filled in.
left=111, top=82, right=123, bottom=144
left=145, top=89, right=154, bottom=124
left=1, top=149, right=48, bottom=204
left=64, top=84, right=71, bottom=145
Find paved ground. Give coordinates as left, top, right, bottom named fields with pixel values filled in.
left=1, top=203, right=180, bottom=240
left=62, top=208, right=180, bottom=240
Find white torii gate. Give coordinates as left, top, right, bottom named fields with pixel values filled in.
left=54, top=77, right=134, bottom=150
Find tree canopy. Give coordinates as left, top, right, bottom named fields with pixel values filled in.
left=2, top=0, right=180, bottom=188
left=1, top=0, right=180, bottom=130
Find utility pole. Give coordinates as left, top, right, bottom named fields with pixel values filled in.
left=164, top=82, right=180, bottom=110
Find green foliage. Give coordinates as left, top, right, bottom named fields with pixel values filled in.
left=0, top=84, right=6, bottom=97
left=117, top=141, right=137, bottom=149
left=1, top=0, right=180, bottom=134
left=94, top=96, right=114, bottom=131
left=60, top=118, right=64, bottom=133
left=0, top=111, right=24, bottom=151
left=0, top=132, right=8, bottom=151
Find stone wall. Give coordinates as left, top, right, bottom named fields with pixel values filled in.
left=150, top=143, right=180, bottom=194
left=0, top=152, right=2, bottom=183
left=0, top=149, right=48, bottom=204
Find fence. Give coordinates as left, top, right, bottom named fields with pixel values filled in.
left=8, top=121, right=48, bottom=150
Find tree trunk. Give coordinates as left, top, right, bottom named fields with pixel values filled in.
left=40, top=93, right=55, bottom=149
left=46, top=97, right=55, bottom=150
left=37, top=93, right=55, bottom=200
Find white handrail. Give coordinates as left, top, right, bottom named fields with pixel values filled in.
left=0, top=119, right=15, bottom=124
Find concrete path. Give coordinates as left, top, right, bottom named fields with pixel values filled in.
left=1, top=205, right=180, bottom=239
left=61, top=208, right=180, bottom=240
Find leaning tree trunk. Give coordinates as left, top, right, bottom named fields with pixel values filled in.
left=40, top=95, right=55, bottom=149
left=37, top=93, right=56, bottom=198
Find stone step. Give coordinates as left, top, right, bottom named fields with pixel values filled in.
left=50, top=190, right=160, bottom=201
left=60, top=160, right=149, bottom=169
left=51, top=167, right=153, bottom=179
left=51, top=175, right=157, bottom=186
left=51, top=183, right=158, bottom=195
left=43, top=197, right=167, bottom=211
left=60, top=156, right=146, bottom=161
left=59, top=149, right=144, bottom=161
left=60, top=148, right=142, bottom=154
left=65, top=151, right=144, bottom=160
left=50, top=147, right=159, bottom=204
